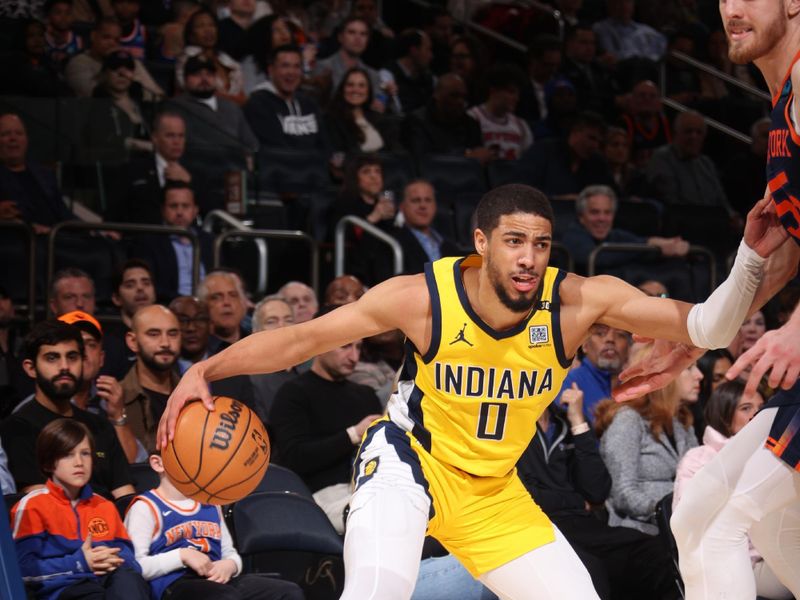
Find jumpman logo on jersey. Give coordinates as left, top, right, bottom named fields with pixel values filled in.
left=449, top=323, right=473, bottom=347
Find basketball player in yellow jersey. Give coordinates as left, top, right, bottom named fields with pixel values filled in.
left=158, top=184, right=787, bottom=599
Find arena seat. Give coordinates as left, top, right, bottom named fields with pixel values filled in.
left=486, top=159, right=526, bottom=188
left=182, top=145, right=248, bottom=215
left=232, top=491, right=344, bottom=600
left=376, top=152, right=416, bottom=195
left=614, top=200, right=662, bottom=238
left=256, top=148, right=330, bottom=196
left=418, top=155, right=487, bottom=200
left=114, top=493, right=136, bottom=519
left=128, top=462, right=160, bottom=493
left=254, top=464, right=313, bottom=499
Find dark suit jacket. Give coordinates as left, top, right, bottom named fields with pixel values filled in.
left=167, top=94, right=259, bottom=155
left=403, top=102, right=484, bottom=157
left=115, top=155, right=162, bottom=224
left=0, top=162, right=74, bottom=225
left=132, top=226, right=215, bottom=302
left=393, top=225, right=462, bottom=275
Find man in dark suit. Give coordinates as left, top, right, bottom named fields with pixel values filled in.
left=517, top=35, right=562, bottom=127
left=115, top=111, right=191, bottom=224
left=393, top=179, right=461, bottom=275
left=133, top=180, right=213, bottom=302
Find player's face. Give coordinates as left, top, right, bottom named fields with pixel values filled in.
left=731, top=390, right=764, bottom=434
left=478, top=212, right=552, bottom=313
left=27, top=341, right=84, bottom=402
left=677, top=363, right=703, bottom=403
left=114, top=267, right=155, bottom=317
left=52, top=436, right=92, bottom=495
left=720, top=0, right=786, bottom=64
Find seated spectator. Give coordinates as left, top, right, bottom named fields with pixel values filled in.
left=559, top=24, right=618, bottom=119
left=270, top=315, right=383, bottom=532
left=620, top=80, right=671, bottom=168
left=248, top=294, right=298, bottom=424
left=175, top=7, right=244, bottom=103
left=517, top=384, right=681, bottom=600
left=112, top=0, right=146, bottom=60
left=49, top=267, right=96, bottom=316
left=556, top=322, right=631, bottom=425
left=0, top=286, right=30, bottom=418
left=403, top=73, right=489, bottom=162
left=723, top=117, right=770, bottom=216
left=422, top=6, right=455, bottom=76
left=124, top=450, right=304, bottom=600
left=324, top=67, right=399, bottom=158
left=117, top=111, right=191, bottom=224
left=1, top=18, right=71, bottom=97
left=592, top=0, right=667, bottom=63
left=351, top=0, right=396, bottom=69
left=0, top=113, right=75, bottom=232
left=531, top=76, right=579, bottom=141
left=523, top=111, right=614, bottom=200
left=157, top=0, right=201, bottom=61
left=217, top=0, right=260, bottom=60
left=332, top=154, right=396, bottom=229
left=562, top=185, right=689, bottom=273
left=387, top=29, right=435, bottom=114
left=44, top=0, right=85, bottom=73
left=595, top=351, right=699, bottom=535
left=121, top=305, right=180, bottom=453
left=393, top=179, right=461, bottom=275
left=244, top=44, right=328, bottom=152
left=728, top=310, right=767, bottom=361
left=58, top=310, right=145, bottom=463
left=448, top=35, right=487, bottom=107
left=0, top=320, right=134, bottom=498
left=102, top=259, right=157, bottom=379
left=663, top=30, right=701, bottom=107
left=467, top=64, right=533, bottom=161
left=0, top=438, right=14, bottom=494
left=133, top=181, right=213, bottom=301
left=11, top=419, right=149, bottom=600
left=168, top=55, right=259, bottom=157
left=694, top=348, right=734, bottom=438
left=65, top=17, right=164, bottom=99
left=603, top=126, right=651, bottom=198
left=646, top=111, right=734, bottom=212
left=85, top=50, right=152, bottom=160
left=517, top=34, right=562, bottom=126
left=324, top=275, right=366, bottom=306
left=240, top=14, right=295, bottom=94
left=312, top=16, right=384, bottom=107
left=673, top=380, right=789, bottom=600
left=278, top=280, right=318, bottom=323
left=199, top=270, right=248, bottom=348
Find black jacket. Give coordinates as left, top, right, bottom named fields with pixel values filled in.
left=402, top=101, right=483, bottom=157
left=0, top=162, right=74, bottom=226
left=323, top=109, right=400, bottom=155
left=115, top=155, right=162, bottom=224
left=517, top=405, right=611, bottom=516
left=392, top=225, right=462, bottom=275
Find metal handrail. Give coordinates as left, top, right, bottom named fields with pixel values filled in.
left=668, top=50, right=771, bottom=101
left=213, top=229, right=319, bottom=294
left=47, top=222, right=201, bottom=313
left=334, top=216, right=403, bottom=277
left=587, top=243, right=717, bottom=290
left=517, top=0, right=565, bottom=40
left=203, top=210, right=268, bottom=295
left=550, top=241, right=575, bottom=273
left=0, top=222, right=36, bottom=323
left=661, top=96, right=754, bottom=145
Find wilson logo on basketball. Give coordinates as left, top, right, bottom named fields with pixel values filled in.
left=209, top=400, right=244, bottom=450
left=87, top=517, right=109, bottom=537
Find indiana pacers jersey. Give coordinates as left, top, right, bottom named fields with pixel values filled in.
left=767, top=49, right=800, bottom=246
left=131, top=490, right=223, bottom=599
left=388, top=255, right=571, bottom=478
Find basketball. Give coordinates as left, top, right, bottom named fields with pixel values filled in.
left=162, top=396, right=270, bottom=505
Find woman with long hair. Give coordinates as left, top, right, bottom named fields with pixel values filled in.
left=175, top=7, right=244, bottom=103
left=595, top=348, right=699, bottom=535
left=673, top=380, right=790, bottom=599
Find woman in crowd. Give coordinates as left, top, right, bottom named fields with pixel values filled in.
left=176, top=7, right=244, bottom=103
left=728, top=309, right=767, bottom=360
left=324, top=67, right=399, bottom=158
left=693, top=348, right=734, bottom=438
left=331, top=154, right=396, bottom=229
left=595, top=351, right=699, bottom=535
left=673, top=380, right=790, bottom=599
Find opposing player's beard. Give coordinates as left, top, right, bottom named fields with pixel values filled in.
left=728, top=17, right=785, bottom=64
left=486, top=256, right=538, bottom=314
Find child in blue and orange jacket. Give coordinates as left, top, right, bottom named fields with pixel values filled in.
left=10, top=418, right=150, bottom=600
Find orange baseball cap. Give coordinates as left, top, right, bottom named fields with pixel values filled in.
left=58, top=310, right=103, bottom=340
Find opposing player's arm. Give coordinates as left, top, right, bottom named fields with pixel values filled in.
left=157, top=275, right=430, bottom=446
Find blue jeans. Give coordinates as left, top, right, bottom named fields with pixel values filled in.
left=411, top=554, right=498, bottom=600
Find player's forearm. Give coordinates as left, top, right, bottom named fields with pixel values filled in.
left=749, top=239, right=800, bottom=315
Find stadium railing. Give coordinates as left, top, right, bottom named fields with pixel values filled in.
left=333, top=216, right=403, bottom=278
left=0, top=222, right=36, bottom=323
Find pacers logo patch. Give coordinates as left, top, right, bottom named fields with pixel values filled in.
left=529, top=325, right=549, bottom=346
left=364, top=458, right=379, bottom=476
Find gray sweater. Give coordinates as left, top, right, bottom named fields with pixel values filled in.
left=600, top=406, right=697, bottom=534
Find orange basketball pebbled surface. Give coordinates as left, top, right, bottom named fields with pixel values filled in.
left=162, top=396, right=270, bottom=505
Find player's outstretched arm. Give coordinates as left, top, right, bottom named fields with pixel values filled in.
left=157, top=274, right=429, bottom=448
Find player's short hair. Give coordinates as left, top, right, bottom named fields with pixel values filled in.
left=37, top=419, right=94, bottom=476
left=475, top=184, right=554, bottom=235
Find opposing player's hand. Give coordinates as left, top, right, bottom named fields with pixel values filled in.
left=614, top=340, right=705, bottom=402
left=157, top=364, right=213, bottom=449
left=727, top=316, right=800, bottom=394
left=205, top=559, right=237, bottom=583
left=744, top=194, right=789, bottom=258
left=180, top=547, right=212, bottom=576
left=559, top=383, right=585, bottom=427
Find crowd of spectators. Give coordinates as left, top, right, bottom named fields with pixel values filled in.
left=0, top=0, right=798, bottom=599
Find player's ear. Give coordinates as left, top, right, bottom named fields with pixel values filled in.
left=474, top=228, right=488, bottom=255
left=789, top=0, right=800, bottom=18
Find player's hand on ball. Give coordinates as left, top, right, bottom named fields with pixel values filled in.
left=614, top=340, right=705, bottom=402
left=206, top=559, right=237, bottom=584
left=180, top=547, right=212, bottom=576
left=158, top=363, right=214, bottom=449
left=727, top=317, right=800, bottom=394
